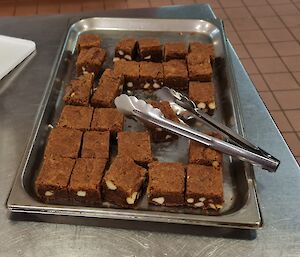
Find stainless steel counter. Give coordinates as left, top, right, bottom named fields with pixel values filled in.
left=0, top=4, right=299, bottom=257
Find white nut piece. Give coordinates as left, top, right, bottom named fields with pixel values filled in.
left=152, top=197, right=165, bottom=205
left=126, top=192, right=138, bottom=205
left=197, top=102, right=206, bottom=110
left=124, top=55, right=132, bottom=60
left=155, top=127, right=163, bottom=132
left=153, top=82, right=161, bottom=89
left=106, top=180, right=117, bottom=190
left=118, top=50, right=124, bottom=56
left=208, top=101, right=216, bottom=110
left=144, top=55, right=151, bottom=60
left=82, top=66, right=86, bottom=72
left=77, top=190, right=86, bottom=197
left=194, top=202, right=204, bottom=207
left=165, top=135, right=172, bottom=140
left=45, top=191, right=54, bottom=196
left=127, top=82, right=133, bottom=88
left=212, top=161, right=220, bottom=168
left=187, top=198, right=194, bottom=203
left=209, top=203, right=217, bottom=210
left=215, top=204, right=223, bottom=209
left=113, top=57, right=120, bottom=62
left=143, top=83, right=150, bottom=89
left=70, top=92, right=75, bottom=97
left=199, top=197, right=206, bottom=202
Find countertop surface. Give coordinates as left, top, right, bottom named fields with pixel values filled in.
left=0, top=4, right=299, bottom=257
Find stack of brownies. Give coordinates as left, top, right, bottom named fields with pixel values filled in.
left=35, top=33, right=224, bottom=211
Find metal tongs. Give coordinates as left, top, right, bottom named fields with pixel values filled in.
left=114, top=90, right=280, bottom=172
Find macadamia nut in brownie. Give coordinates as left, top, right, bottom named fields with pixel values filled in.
left=186, top=164, right=224, bottom=210
left=164, top=42, right=187, bottom=61
left=148, top=162, right=185, bottom=206
left=163, top=60, right=189, bottom=90
left=138, top=38, right=163, bottom=62
left=81, top=131, right=110, bottom=159
left=102, top=155, right=146, bottom=207
left=139, top=61, right=164, bottom=90
left=114, top=38, right=137, bottom=61
left=76, top=34, right=101, bottom=54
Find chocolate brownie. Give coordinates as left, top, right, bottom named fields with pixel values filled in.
left=147, top=100, right=179, bottom=142
left=138, top=38, right=163, bottom=62
left=76, top=34, right=101, bottom=54
left=76, top=47, right=106, bottom=76
left=115, top=38, right=137, bottom=61
left=64, top=73, right=94, bottom=106
left=117, top=131, right=153, bottom=166
left=113, top=59, right=139, bottom=89
left=186, top=164, right=224, bottom=210
left=189, top=42, right=215, bottom=61
left=148, top=162, right=185, bottom=206
left=102, top=155, right=147, bottom=207
left=44, top=128, right=83, bottom=159
left=91, top=108, right=124, bottom=136
left=90, top=69, right=123, bottom=107
left=81, top=131, right=110, bottom=159
left=187, top=52, right=213, bottom=82
left=189, top=132, right=223, bottom=168
left=164, top=42, right=187, bottom=61
left=163, top=60, right=189, bottom=90
left=68, top=158, right=107, bottom=206
left=188, top=81, right=216, bottom=115
left=139, top=62, right=164, bottom=90
left=57, top=105, right=93, bottom=131
left=35, top=157, right=75, bottom=204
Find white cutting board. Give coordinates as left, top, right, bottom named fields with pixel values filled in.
left=0, top=35, right=36, bottom=80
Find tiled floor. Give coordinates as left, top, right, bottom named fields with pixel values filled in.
left=1, top=0, right=300, bottom=165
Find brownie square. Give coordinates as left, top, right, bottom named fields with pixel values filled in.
left=76, top=34, right=101, bottom=54
left=148, top=162, right=185, bottom=206
left=187, top=52, right=213, bottom=82
left=147, top=100, right=179, bottom=142
left=189, top=132, right=222, bottom=168
left=68, top=158, right=107, bottom=206
left=113, top=60, right=139, bottom=89
left=76, top=47, right=106, bottom=76
left=117, top=131, right=152, bottom=166
left=163, top=60, right=189, bottom=90
left=35, top=157, right=75, bottom=204
left=44, top=128, right=83, bottom=159
left=189, top=42, right=215, bottom=61
left=188, top=81, right=216, bottom=115
left=164, top=42, right=187, bottom=61
left=81, top=131, right=110, bottom=159
left=91, top=108, right=124, bottom=136
left=91, top=69, right=123, bottom=107
left=186, top=164, right=224, bottom=210
left=115, top=38, right=137, bottom=61
left=139, top=62, right=164, bottom=90
left=64, top=73, right=94, bottom=106
left=102, top=155, right=147, bottom=207
left=57, top=105, right=93, bottom=131
left=138, top=38, right=163, bottom=62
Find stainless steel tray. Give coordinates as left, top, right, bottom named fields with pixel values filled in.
left=6, top=17, right=262, bottom=229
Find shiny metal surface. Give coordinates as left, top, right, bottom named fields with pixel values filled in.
left=1, top=4, right=300, bottom=257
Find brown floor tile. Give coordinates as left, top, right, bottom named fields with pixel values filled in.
left=259, top=91, right=281, bottom=110
left=15, top=1, right=37, bottom=16
left=245, top=42, right=277, bottom=58
left=272, top=3, right=300, bottom=15
left=231, top=17, right=260, bottom=31
left=173, top=0, right=195, bottom=4
left=282, top=56, right=300, bottom=71
left=127, top=0, right=150, bottom=8
left=285, top=110, right=300, bottom=131
left=248, top=5, right=276, bottom=17
left=264, top=28, right=294, bottom=42
left=241, top=58, right=259, bottom=74
left=256, top=16, right=285, bottom=29
left=196, top=0, right=221, bottom=8
left=82, top=0, right=105, bottom=11
left=268, top=0, right=293, bottom=4
left=213, top=8, right=227, bottom=18
left=224, top=7, right=251, bottom=18
left=37, top=0, right=60, bottom=15
left=150, top=0, right=172, bottom=7
left=290, top=28, right=300, bottom=41
left=282, top=132, right=300, bottom=156
left=250, top=74, right=269, bottom=91
left=60, top=0, right=82, bottom=13
left=271, top=111, right=294, bottom=131
left=233, top=44, right=249, bottom=58
left=274, top=89, right=300, bottom=109
left=296, top=156, right=300, bottom=166
left=226, top=30, right=241, bottom=44
left=104, top=0, right=127, bottom=9
left=263, top=73, right=299, bottom=90
left=293, top=72, right=300, bottom=84
left=273, top=41, right=300, bottom=56
left=254, top=57, right=288, bottom=73
left=238, top=30, right=268, bottom=43
left=219, top=0, right=244, bottom=7
left=222, top=19, right=234, bottom=31
left=243, top=0, right=268, bottom=6
left=281, top=14, right=300, bottom=27
left=0, top=2, right=15, bottom=16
